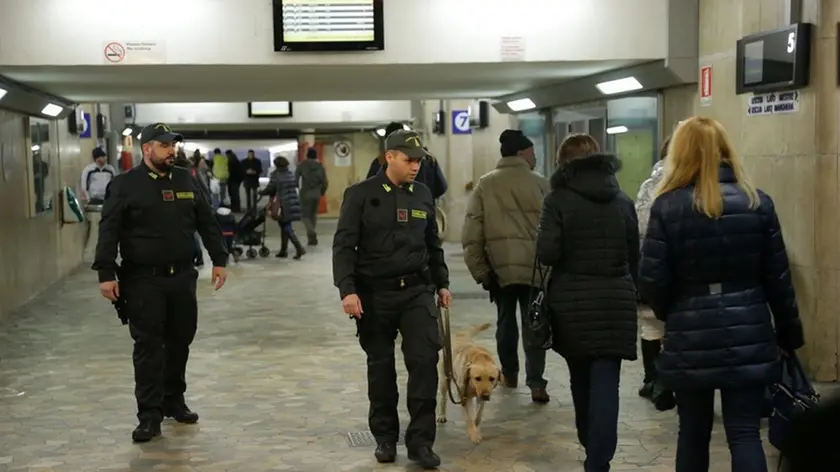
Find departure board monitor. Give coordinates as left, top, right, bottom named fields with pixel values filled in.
left=272, top=0, right=385, bottom=52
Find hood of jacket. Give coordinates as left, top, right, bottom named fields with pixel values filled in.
left=649, top=159, right=666, bottom=182
left=550, top=153, right=622, bottom=203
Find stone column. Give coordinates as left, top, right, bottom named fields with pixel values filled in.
left=697, top=0, right=840, bottom=380
left=441, top=100, right=474, bottom=243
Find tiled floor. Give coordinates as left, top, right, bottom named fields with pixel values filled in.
left=0, top=220, right=779, bottom=471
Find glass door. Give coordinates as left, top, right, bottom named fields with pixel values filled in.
left=606, top=96, right=659, bottom=200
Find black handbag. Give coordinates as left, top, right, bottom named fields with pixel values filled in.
left=523, top=251, right=552, bottom=351
left=769, top=354, right=819, bottom=456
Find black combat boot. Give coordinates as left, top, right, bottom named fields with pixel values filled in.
left=132, top=417, right=161, bottom=442
left=408, top=446, right=441, bottom=469
left=163, top=403, right=199, bottom=424
left=374, top=442, right=397, bottom=463
left=307, top=233, right=318, bottom=246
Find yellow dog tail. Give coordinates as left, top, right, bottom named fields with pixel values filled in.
left=466, top=322, right=492, bottom=338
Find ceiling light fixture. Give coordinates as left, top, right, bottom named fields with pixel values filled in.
left=596, top=77, right=643, bottom=95
left=606, top=125, right=629, bottom=134
left=122, top=127, right=133, bottom=137
left=506, top=98, right=536, bottom=112
left=41, top=103, right=63, bottom=117
left=0, top=87, right=7, bottom=101
left=31, top=144, right=40, bottom=152
left=375, top=128, right=386, bottom=137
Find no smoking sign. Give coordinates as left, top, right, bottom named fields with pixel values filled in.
left=104, top=42, right=126, bottom=63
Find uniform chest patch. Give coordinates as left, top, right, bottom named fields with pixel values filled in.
left=176, top=191, right=194, bottom=200
left=411, top=209, right=427, bottom=219
left=397, top=208, right=408, bottom=222
left=162, top=190, right=175, bottom=201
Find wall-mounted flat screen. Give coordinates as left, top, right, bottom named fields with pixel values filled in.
left=735, top=22, right=812, bottom=94
left=248, top=102, right=293, bottom=118
left=272, top=0, right=384, bottom=52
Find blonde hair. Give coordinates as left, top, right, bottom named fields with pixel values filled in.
left=557, top=133, right=600, bottom=165
left=656, top=116, right=758, bottom=218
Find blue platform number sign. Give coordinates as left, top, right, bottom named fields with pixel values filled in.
left=451, top=109, right=472, bottom=135
left=79, top=112, right=92, bottom=139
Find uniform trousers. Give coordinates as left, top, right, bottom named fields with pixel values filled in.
left=119, top=266, right=198, bottom=421
left=357, top=284, right=441, bottom=449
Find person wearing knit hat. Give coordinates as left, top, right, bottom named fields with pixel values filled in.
left=295, top=146, right=328, bottom=245
left=462, top=128, right=551, bottom=403
left=498, top=129, right=535, bottom=162
left=366, top=123, right=448, bottom=199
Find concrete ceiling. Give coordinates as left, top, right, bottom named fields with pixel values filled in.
left=0, top=61, right=644, bottom=103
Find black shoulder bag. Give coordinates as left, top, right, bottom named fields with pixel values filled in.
left=523, top=249, right=553, bottom=351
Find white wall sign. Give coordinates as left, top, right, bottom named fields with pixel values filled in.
left=333, top=141, right=352, bottom=167
left=102, top=41, right=167, bottom=65
left=746, top=91, right=799, bottom=117
left=500, top=36, right=525, bottom=61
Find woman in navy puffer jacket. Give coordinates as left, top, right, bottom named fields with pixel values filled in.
left=638, top=117, right=804, bottom=472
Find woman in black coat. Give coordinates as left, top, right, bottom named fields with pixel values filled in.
left=260, top=156, right=305, bottom=259
left=638, top=116, right=804, bottom=472
left=536, top=133, right=639, bottom=472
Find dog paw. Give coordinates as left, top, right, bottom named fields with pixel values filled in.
left=436, top=415, right=447, bottom=424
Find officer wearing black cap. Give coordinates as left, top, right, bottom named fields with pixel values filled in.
left=333, top=129, right=451, bottom=469
left=92, top=122, right=229, bottom=443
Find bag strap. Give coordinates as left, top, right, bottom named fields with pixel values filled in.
left=786, top=353, right=816, bottom=395
left=528, top=246, right=550, bottom=307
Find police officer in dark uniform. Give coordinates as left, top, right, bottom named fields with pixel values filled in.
left=92, top=122, right=229, bottom=443
left=332, top=129, right=452, bottom=469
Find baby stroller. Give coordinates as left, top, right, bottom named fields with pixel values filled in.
left=231, top=197, right=271, bottom=260
left=215, top=206, right=243, bottom=263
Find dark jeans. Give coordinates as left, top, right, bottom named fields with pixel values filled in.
left=566, top=357, right=621, bottom=472
left=279, top=222, right=303, bottom=255
left=495, top=284, right=547, bottom=388
left=228, top=181, right=241, bottom=212
left=244, top=186, right=259, bottom=213
left=675, top=387, right=768, bottom=472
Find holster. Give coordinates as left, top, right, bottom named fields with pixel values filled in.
left=112, top=298, right=128, bottom=325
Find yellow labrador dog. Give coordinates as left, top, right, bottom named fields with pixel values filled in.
left=436, top=322, right=502, bottom=445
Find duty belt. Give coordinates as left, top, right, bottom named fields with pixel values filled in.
left=357, top=273, right=428, bottom=291
left=120, top=262, right=193, bottom=277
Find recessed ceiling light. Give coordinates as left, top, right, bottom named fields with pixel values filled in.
left=506, top=98, right=536, bottom=112
left=0, top=88, right=7, bottom=101
left=606, top=125, right=629, bottom=134
left=596, top=77, right=643, bottom=95
left=41, top=103, right=63, bottom=117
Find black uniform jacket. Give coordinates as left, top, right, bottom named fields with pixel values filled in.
left=92, top=163, right=228, bottom=283
left=332, top=172, right=449, bottom=299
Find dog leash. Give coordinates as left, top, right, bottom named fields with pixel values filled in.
left=438, top=306, right=465, bottom=405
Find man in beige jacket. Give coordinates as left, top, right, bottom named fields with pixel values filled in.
left=461, top=130, right=551, bottom=403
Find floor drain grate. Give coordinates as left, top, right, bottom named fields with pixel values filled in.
left=346, top=431, right=405, bottom=447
